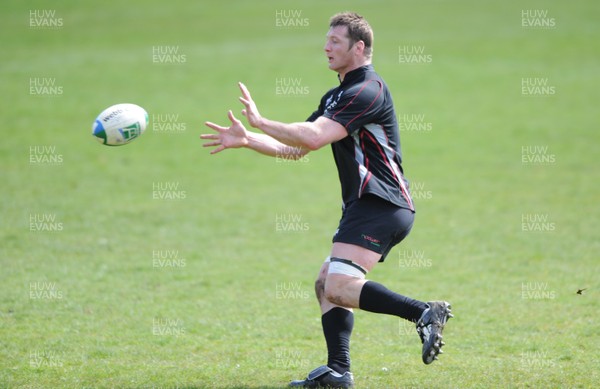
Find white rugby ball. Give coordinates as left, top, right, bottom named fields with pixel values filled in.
left=92, top=103, right=148, bottom=146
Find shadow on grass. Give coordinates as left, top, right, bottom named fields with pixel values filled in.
left=168, top=387, right=288, bottom=389
left=123, top=380, right=294, bottom=389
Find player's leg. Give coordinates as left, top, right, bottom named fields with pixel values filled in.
left=323, top=197, right=452, bottom=365
left=316, top=242, right=427, bottom=377
left=325, top=242, right=427, bottom=321
left=324, top=199, right=430, bottom=321
left=291, top=196, right=452, bottom=386
left=293, top=242, right=437, bottom=388
left=313, top=260, right=354, bottom=377
left=289, top=262, right=356, bottom=388
left=309, top=242, right=425, bottom=377
left=325, top=242, right=453, bottom=365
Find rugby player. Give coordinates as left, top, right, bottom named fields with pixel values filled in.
left=202, top=12, right=453, bottom=388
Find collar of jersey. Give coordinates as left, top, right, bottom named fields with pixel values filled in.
left=337, top=64, right=374, bottom=85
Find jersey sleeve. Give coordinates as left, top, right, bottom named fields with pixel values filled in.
left=322, top=80, right=384, bottom=135
left=306, top=108, right=321, bottom=123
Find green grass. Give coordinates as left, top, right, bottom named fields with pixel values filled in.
left=1, top=0, right=599, bottom=387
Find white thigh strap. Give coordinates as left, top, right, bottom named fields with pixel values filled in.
left=327, top=257, right=367, bottom=279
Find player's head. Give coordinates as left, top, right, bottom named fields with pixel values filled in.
left=325, top=12, right=373, bottom=76
left=329, top=12, right=373, bottom=58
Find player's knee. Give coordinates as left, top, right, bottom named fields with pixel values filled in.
left=323, top=280, right=337, bottom=305
left=323, top=257, right=367, bottom=304
left=323, top=275, right=350, bottom=305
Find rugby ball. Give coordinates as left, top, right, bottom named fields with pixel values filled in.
left=92, top=103, right=148, bottom=146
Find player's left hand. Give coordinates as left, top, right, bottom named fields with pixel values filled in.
left=238, top=82, right=263, bottom=129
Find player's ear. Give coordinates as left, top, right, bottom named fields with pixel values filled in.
left=354, top=40, right=365, bottom=56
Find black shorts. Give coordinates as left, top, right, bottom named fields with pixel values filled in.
left=332, top=194, right=415, bottom=262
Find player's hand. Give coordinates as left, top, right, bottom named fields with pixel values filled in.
left=201, top=110, right=248, bottom=154
left=238, top=82, right=263, bottom=129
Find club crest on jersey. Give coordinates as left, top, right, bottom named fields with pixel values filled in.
left=325, top=90, right=344, bottom=112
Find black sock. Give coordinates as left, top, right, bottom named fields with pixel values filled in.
left=321, top=307, right=353, bottom=374
left=359, top=280, right=428, bottom=322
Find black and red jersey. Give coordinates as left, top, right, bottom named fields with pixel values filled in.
left=307, top=65, right=414, bottom=211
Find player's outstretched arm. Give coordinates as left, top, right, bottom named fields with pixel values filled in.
left=239, top=82, right=347, bottom=150
left=202, top=110, right=309, bottom=159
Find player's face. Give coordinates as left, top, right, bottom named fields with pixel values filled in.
left=324, top=26, right=355, bottom=74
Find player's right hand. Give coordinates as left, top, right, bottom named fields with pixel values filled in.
left=201, top=110, right=249, bottom=154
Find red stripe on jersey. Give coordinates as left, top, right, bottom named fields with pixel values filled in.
left=360, top=129, right=414, bottom=210
left=357, top=132, right=371, bottom=196
left=361, top=171, right=372, bottom=194
left=360, top=131, right=370, bottom=170
left=332, top=80, right=383, bottom=128
left=362, top=130, right=399, bottom=184
left=400, top=176, right=414, bottom=211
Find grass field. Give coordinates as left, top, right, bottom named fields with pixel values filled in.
left=1, top=0, right=599, bottom=388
